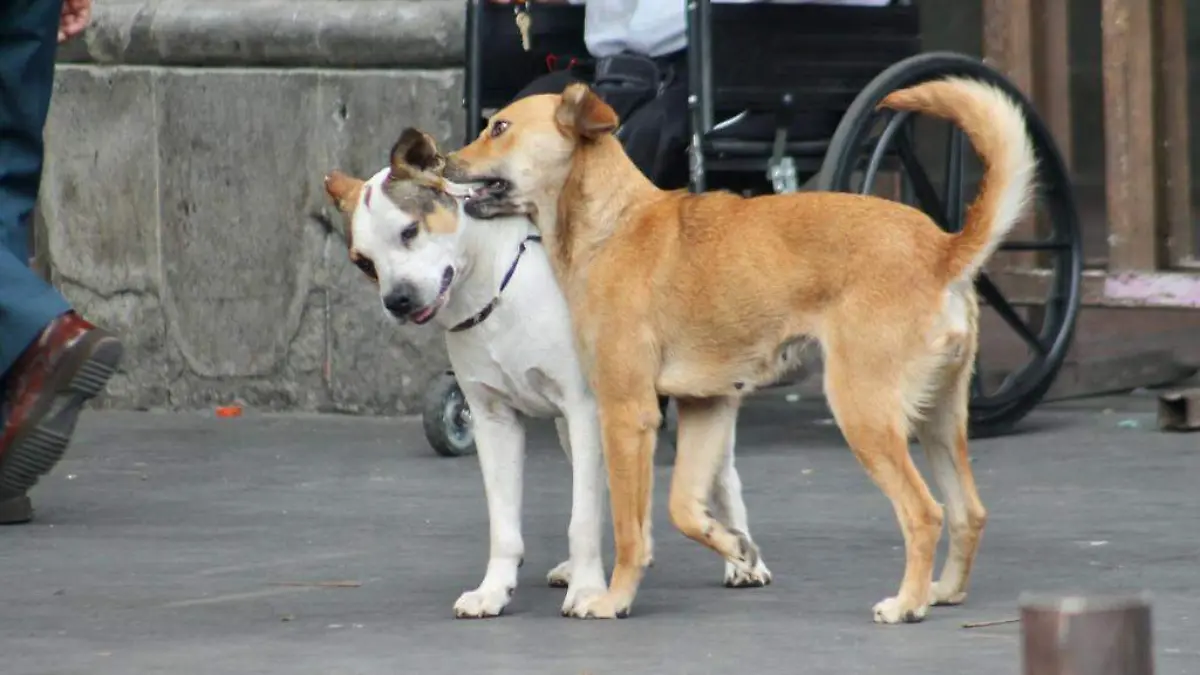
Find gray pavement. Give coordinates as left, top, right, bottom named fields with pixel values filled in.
left=2, top=392, right=1198, bottom=675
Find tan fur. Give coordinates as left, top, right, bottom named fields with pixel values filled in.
left=448, top=77, right=1032, bottom=621
left=424, top=204, right=459, bottom=235
left=324, top=171, right=378, bottom=284
left=325, top=170, right=363, bottom=248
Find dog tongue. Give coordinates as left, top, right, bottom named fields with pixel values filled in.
left=412, top=306, right=435, bottom=324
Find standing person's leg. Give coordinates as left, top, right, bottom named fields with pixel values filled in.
left=0, top=0, right=70, bottom=344
left=0, top=0, right=123, bottom=525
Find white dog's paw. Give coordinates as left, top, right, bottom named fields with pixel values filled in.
left=561, top=580, right=608, bottom=617
left=546, top=560, right=572, bottom=588
left=453, top=586, right=514, bottom=619
left=724, top=557, right=772, bottom=588
left=930, top=581, right=967, bottom=606
left=872, top=595, right=930, bottom=625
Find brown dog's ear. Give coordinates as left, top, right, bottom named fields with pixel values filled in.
left=324, top=170, right=364, bottom=214
left=390, top=127, right=445, bottom=176
left=555, top=83, right=619, bottom=141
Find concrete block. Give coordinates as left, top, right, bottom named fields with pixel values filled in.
left=154, top=68, right=329, bottom=380
left=59, top=0, right=465, bottom=69
left=57, top=280, right=180, bottom=412
left=39, top=67, right=177, bottom=412
left=319, top=69, right=465, bottom=179
left=166, top=291, right=331, bottom=412
left=40, top=67, right=160, bottom=296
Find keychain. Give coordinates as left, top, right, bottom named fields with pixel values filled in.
left=514, top=0, right=533, bottom=51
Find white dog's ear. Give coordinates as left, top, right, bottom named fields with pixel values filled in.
left=324, top=170, right=364, bottom=215
left=390, top=127, right=445, bottom=176
left=319, top=170, right=362, bottom=245
left=556, top=83, right=619, bottom=141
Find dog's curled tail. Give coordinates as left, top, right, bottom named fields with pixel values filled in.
left=879, top=77, right=1036, bottom=282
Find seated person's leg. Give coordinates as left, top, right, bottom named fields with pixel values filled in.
left=613, top=71, right=690, bottom=190
left=510, top=69, right=584, bottom=103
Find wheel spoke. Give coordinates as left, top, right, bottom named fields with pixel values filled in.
left=860, top=110, right=911, bottom=195
left=943, top=127, right=965, bottom=232
left=1000, top=240, right=1072, bottom=251
left=976, top=273, right=1048, bottom=355
left=895, top=132, right=948, bottom=229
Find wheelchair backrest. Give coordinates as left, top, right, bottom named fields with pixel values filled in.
left=689, top=0, right=921, bottom=133
left=463, top=0, right=588, bottom=142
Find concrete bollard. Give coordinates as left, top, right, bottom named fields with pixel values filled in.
left=1020, top=594, right=1154, bottom=675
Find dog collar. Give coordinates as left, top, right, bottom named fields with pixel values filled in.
left=448, top=234, right=543, bottom=333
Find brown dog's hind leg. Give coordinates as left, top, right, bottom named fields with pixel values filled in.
left=823, top=341, right=944, bottom=625
left=668, top=396, right=761, bottom=577
left=915, top=342, right=987, bottom=607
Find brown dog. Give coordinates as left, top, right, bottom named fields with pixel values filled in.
left=445, top=77, right=1034, bottom=624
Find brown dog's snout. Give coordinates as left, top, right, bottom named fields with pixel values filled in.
left=441, top=155, right=474, bottom=183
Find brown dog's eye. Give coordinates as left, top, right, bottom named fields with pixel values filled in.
left=400, top=223, right=419, bottom=246
left=353, top=256, right=377, bottom=280
left=490, top=120, right=511, bottom=139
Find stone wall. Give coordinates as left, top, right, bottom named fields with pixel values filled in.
left=38, top=0, right=467, bottom=415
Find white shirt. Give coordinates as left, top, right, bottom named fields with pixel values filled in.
left=566, top=0, right=893, bottom=58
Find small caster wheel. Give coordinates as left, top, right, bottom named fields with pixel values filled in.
left=422, top=371, right=476, bottom=457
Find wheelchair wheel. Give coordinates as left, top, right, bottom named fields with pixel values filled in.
left=816, top=52, right=1083, bottom=438
left=422, top=371, right=477, bottom=457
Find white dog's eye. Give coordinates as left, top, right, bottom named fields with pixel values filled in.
left=490, top=120, right=510, bottom=139
left=400, top=223, right=419, bottom=245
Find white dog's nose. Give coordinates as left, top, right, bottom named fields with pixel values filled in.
left=383, top=285, right=417, bottom=317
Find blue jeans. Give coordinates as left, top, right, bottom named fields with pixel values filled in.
left=0, top=0, right=71, bottom=376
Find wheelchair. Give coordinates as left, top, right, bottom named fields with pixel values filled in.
left=421, top=0, right=1083, bottom=457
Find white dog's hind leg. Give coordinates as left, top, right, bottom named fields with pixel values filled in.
left=545, top=417, right=575, bottom=588
left=558, top=407, right=608, bottom=617
left=711, top=422, right=772, bottom=588
left=454, top=403, right=526, bottom=619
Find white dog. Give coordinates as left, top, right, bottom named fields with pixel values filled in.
left=321, top=128, right=771, bottom=619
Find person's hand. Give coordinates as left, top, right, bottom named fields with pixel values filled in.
left=58, top=0, right=92, bottom=43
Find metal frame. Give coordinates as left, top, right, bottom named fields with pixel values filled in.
left=463, top=0, right=485, bottom=143
left=684, top=0, right=917, bottom=196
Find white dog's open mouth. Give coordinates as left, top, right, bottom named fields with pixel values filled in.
left=409, top=266, right=455, bottom=325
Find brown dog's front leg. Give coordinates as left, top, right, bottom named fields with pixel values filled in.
left=567, top=394, right=660, bottom=619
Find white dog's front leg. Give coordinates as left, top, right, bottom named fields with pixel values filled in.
left=454, top=402, right=526, bottom=619
left=557, top=407, right=608, bottom=617
left=545, top=418, right=576, bottom=589
left=711, top=423, right=773, bottom=588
